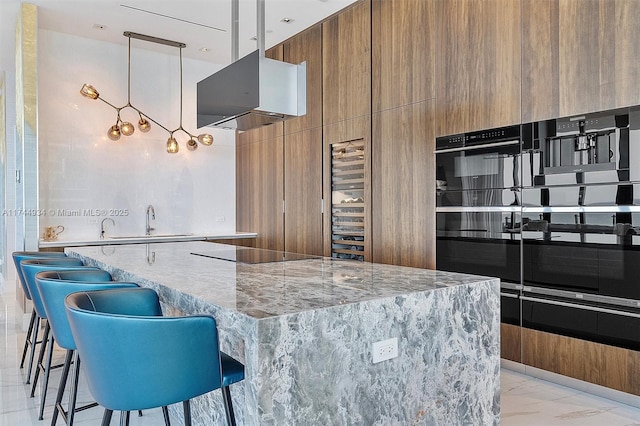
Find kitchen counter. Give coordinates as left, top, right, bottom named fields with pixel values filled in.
left=67, top=242, right=500, bottom=425
left=38, top=232, right=257, bottom=248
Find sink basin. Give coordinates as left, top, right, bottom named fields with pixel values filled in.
left=108, top=234, right=194, bottom=240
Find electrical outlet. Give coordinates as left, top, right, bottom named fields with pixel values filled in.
left=372, top=337, right=398, bottom=364
left=216, top=216, right=225, bottom=222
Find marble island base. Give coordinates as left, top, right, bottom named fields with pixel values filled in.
left=68, top=242, right=500, bottom=425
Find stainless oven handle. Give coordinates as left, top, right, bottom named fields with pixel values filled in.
left=500, top=292, right=519, bottom=299
left=520, top=295, right=640, bottom=319
left=434, top=140, right=520, bottom=154
left=436, top=206, right=522, bottom=213
left=522, top=206, right=640, bottom=213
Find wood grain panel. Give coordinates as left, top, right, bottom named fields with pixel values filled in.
left=284, top=24, right=323, bottom=134
left=521, top=0, right=560, bottom=122
left=372, top=101, right=435, bottom=269
left=500, top=323, right=522, bottom=363
left=614, top=0, right=640, bottom=108
left=236, top=135, right=284, bottom=251
left=284, top=128, right=324, bottom=256
left=372, top=0, right=435, bottom=112
left=266, top=44, right=283, bottom=61
left=558, top=0, right=605, bottom=116
left=599, top=344, right=639, bottom=395
left=322, top=0, right=371, bottom=126
left=522, top=0, right=640, bottom=122
left=206, top=239, right=257, bottom=248
left=522, top=328, right=640, bottom=395
left=435, top=0, right=521, bottom=136
left=323, top=115, right=371, bottom=260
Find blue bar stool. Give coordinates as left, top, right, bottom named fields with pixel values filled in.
left=35, top=270, right=141, bottom=426
left=65, top=288, right=245, bottom=426
left=20, top=258, right=97, bottom=420
left=12, top=251, right=68, bottom=379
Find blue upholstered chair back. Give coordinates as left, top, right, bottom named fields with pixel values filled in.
left=65, top=288, right=225, bottom=411
left=35, top=269, right=139, bottom=350
left=20, top=258, right=88, bottom=318
left=12, top=251, right=67, bottom=300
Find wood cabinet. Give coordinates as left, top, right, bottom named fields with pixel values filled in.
left=522, top=0, right=640, bottom=122
left=372, top=0, right=435, bottom=112
left=284, top=128, right=323, bottom=256
left=372, top=101, right=435, bottom=269
left=322, top=0, right=371, bottom=126
left=323, top=115, right=371, bottom=260
left=522, top=327, right=640, bottom=396
left=236, top=133, right=284, bottom=251
left=435, top=0, right=521, bottom=136
left=501, top=324, right=522, bottom=363
left=284, top=24, right=322, bottom=134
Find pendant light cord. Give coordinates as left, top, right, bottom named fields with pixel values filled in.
left=127, top=36, right=132, bottom=104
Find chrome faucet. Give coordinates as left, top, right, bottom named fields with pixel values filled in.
left=100, top=218, right=115, bottom=239
left=146, top=205, right=156, bottom=235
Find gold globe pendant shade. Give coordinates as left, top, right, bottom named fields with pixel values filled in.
left=186, top=138, right=198, bottom=151
left=166, top=137, right=179, bottom=154
left=80, top=84, right=99, bottom=100
left=80, top=32, right=214, bottom=154
left=197, top=133, right=214, bottom=146
left=107, top=125, right=121, bottom=141
left=138, top=117, right=151, bottom=132
left=120, top=121, right=135, bottom=136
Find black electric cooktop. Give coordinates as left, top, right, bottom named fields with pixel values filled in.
left=191, top=246, right=321, bottom=264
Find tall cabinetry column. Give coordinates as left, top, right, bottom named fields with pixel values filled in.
left=283, top=25, right=324, bottom=256
left=322, top=0, right=372, bottom=260
left=372, top=0, right=436, bottom=269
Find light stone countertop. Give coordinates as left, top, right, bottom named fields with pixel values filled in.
left=67, top=241, right=497, bottom=319
left=38, top=232, right=257, bottom=248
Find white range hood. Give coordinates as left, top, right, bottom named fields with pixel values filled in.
left=196, top=0, right=306, bottom=131
left=196, top=50, right=306, bottom=131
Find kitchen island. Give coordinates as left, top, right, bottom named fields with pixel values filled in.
left=67, top=242, right=500, bottom=425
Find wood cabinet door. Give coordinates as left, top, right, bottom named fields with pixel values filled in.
left=284, top=24, right=322, bottom=134
left=372, top=101, right=436, bottom=269
left=323, top=115, right=372, bottom=260
left=284, top=128, right=323, bottom=256
left=435, top=0, right=521, bottom=136
left=522, top=0, right=640, bottom=122
left=236, top=134, right=284, bottom=251
left=322, top=0, right=371, bottom=126
left=372, top=0, right=435, bottom=112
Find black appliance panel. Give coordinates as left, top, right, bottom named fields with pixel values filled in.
left=522, top=294, right=640, bottom=351
left=522, top=105, right=640, bottom=187
left=436, top=125, right=523, bottom=326
left=436, top=126, right=521, bottom=193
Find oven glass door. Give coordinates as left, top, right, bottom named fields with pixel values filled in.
left=436, top=141, right=521, bottom=192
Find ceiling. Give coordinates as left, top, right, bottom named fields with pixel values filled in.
left=31, top=0, right=357, bottom=65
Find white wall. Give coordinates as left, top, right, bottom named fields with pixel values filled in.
left=0, top=1, right=19, bottom=283
left=37, top=30, right=236, bottom=240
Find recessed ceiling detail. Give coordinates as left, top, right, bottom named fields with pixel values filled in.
left=120, top=4, right=226, bottom=32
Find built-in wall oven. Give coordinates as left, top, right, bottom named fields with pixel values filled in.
left=521, top=106, right=640, bottom=351
left=436, top=107, right=640, bottom=353
left=435, top=125, right=522, bottom=326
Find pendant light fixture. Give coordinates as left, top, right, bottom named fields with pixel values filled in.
left=80, top=31, right=213, bottom=154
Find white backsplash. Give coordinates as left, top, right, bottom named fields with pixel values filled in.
left=37, top=30, right=236, bottom=241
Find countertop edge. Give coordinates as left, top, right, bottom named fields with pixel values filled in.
left=39, top=232, right=258, bottom=248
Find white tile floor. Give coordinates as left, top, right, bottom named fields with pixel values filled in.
left=2, top=281, right=640, bottom=425
left=501, top=369, right=640, bottom=425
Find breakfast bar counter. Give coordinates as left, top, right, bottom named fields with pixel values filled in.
left=67, top=242, right=500, bottom=425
